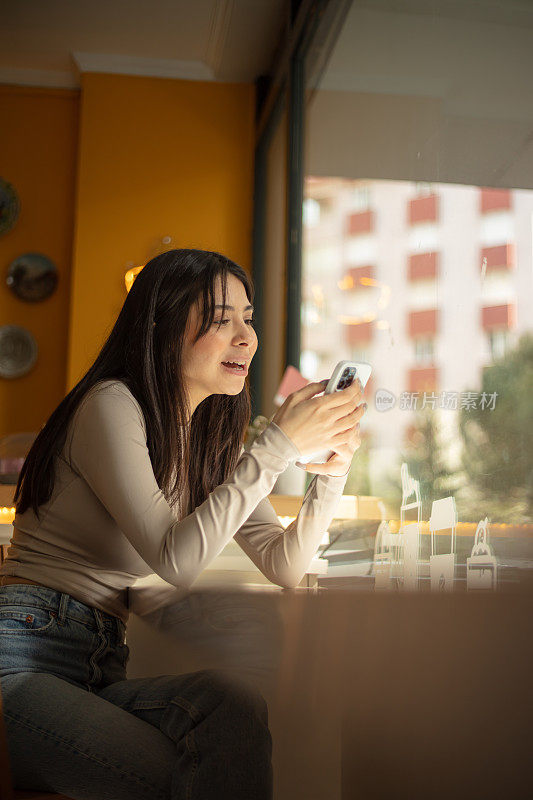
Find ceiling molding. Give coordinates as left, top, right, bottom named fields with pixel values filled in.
left=0, top=67, right=78, bottom=90
left=205, top=0, right=235, bottom=76
left=72, top=52, right=215, bottom=82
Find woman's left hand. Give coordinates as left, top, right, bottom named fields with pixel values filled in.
left=295, top=404, right=367, bottom=477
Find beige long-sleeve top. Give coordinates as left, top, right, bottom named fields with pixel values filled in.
left=0, top=380, right=349, bottom=623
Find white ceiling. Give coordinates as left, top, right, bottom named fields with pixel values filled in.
left=307, top=0, right=533, bottom=188
left=0, top=0, right=287, bottom=88
left=319, top=0, right=533, bottom=121
left=354, top=0, right=533, bottom=27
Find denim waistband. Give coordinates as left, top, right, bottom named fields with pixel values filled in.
left=0, top=584, right=125, bottom=639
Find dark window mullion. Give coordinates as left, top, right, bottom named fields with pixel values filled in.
left=286, top=51, right=305, bottom=375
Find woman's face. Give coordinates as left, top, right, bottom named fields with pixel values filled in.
left=181, top=273, right=258, bottom=416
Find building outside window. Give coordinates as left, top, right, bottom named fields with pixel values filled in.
left=300, top=0, right=533, bottom=532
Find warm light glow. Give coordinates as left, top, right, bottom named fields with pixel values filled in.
left=338, top=313, right=377, bottom=324
left=125, top=265, right=144, bottom=293
left=278, top=515, right=296, bottom=527
left=338, top=274, right=355, bottom=290
left=0, top=506, right=16, bottom=524
left=311, top=284, right=324, bottom=307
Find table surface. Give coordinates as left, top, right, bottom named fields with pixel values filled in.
left=124, top=586, right=533, bottom=800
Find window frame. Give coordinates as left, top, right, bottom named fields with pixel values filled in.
left=251, top=0, right=351, bottom=419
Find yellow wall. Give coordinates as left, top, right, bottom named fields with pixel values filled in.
left=0, top=85, right=79, bottom=437
left=0, top=74, right=256, bottom=437
left=68, top=72, right=255, bottom=388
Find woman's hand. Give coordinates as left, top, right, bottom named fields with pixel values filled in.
left=271, top=376, right=367, bottom=477
left=295, top=403, right=367, bottom=477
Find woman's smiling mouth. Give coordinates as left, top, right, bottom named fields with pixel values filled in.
left=221, top=361, right=248, bottom=375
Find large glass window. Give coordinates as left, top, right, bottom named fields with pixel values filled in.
left=299, top=0, right=533, bottom=585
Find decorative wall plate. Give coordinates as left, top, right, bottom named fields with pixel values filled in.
left=0, top=178, right=20, bottom=236
left=6, top=252, right=58, bottom=302
left=0, top=325, right=38, bottom=379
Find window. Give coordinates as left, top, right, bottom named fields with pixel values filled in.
left=408, top=252, right=439, bottom=281
left=351, top=347, right=370, bottom=364
left=480, top=244, right=514, bottom=274
left=488, top=329, right=510, bottom=361
left=350, top=184, right=370, bottom=211
left=300, top=1, right=533, bottom=536
left=347, top=209, right=374, bottom=236
left=346, top=265, right=375, bottom=289
left=414, top=338, right=435, bottom=365
left=408, top=193, right=439, bottom=226
left=480, top=188, right=512, bottom=214
left=415, top=182, right=434, bottom=196
left=254, top=0, right=533, bottom=578
left=408, top=308, right=438, bottom=338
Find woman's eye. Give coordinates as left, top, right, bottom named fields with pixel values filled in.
left=215, top=319, right=255, bottom=326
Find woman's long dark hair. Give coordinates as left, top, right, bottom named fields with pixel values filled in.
left=14, top=249, right=254, bottom=520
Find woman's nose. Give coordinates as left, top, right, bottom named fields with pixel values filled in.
left=236, top=324, right=254, bottom=342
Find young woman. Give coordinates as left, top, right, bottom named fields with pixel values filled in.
left=0, top=248, right=366, bottom=799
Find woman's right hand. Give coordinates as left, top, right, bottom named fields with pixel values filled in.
left=271, top=378, right=366, bottom=457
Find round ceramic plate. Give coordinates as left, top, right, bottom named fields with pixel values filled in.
left=0, top=178, right=20, bottom=236
left=0, top=325, right=38, bottom=378
left=6, top=252, right=58, bottom=302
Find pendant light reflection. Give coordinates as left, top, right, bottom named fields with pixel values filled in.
left=337, top=271, right=392, bottom=342
left=124, top=237, right=174, bottom=293
left=125, top=264, right=144, bottom=293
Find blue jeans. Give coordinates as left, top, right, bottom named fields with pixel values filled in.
left=0, top=585, right=273, bottom=800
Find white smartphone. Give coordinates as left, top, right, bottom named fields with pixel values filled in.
left=296, top=360, right=372, bottom=467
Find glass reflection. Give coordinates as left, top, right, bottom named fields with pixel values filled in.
left=302, top=0, right=533, bottom=589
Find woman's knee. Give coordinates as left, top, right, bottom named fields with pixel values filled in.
left=197, top=667, right=270, bottom=726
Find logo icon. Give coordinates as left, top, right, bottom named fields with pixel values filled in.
left=375, top=388, right=396, bottom=412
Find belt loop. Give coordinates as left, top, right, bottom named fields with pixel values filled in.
left=57, top=593, right=69, bottom=626
left=92, top=606, right=106, bottom=636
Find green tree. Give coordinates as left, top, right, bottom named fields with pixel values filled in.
left=458, top=333, right=533, bottom=523
left=396, top=408, right=459, bottom=521
left=344, top=435, right=372, bottom=497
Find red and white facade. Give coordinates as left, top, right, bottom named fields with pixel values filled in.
left=302, top=179, right=533, bottom=494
